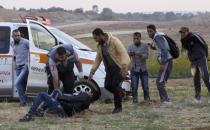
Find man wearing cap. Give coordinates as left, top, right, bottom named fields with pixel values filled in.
left=46, top=44, right=84, bottom=94
left=179, top=27, right=210, bottom=104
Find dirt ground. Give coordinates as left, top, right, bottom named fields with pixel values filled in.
left=1, top=78, right=210, bottom=129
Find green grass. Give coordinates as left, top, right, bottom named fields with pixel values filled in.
left=147, top=53, right=210, bottom=78
left=1, top=80, right=210, bottom=130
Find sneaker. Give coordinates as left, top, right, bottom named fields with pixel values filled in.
left=19, top=114, right=34, bottom=122
left=112, top=108, right=122, bottom=114
left=162, top=101, right=172, bottom=105
left=133, top=98, right=138, bottom=103
left=192, top=99, right=201, bottom=104
left=19, top=102, right=26, bottom=107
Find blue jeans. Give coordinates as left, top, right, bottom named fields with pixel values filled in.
left=15, top=66, right=29, bottom=103
left=28, top=89, right=63, bottom=115
left=131, top=70, right=150, bottom=100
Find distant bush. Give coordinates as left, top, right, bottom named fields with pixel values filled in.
left=148, top=53, right=192, bottom=78
left=74, top=8, right=84, bottom=13
left=19, top=8, right=26, bottom=12
left=47, top=7, right=65, bottom=12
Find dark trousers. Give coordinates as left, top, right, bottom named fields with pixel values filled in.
left=46, top=66, right=75, bottom=94
left=191, top=57, right=210, bottom=100
left=105, top=66, right=123, bottom=109
left=131, top=70, right=150, bottom=100
left=156, top=60, right=173, bottom=102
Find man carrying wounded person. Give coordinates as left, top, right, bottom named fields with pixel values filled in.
left=46, top=44, right=84, bottom=94
left=19, top=89, right=93, bottom=122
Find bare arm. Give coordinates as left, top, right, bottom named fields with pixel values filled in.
left=75, top=60, right=83, bottom=72
left=52, top=74, right=59, bottom=89
left=49, top=58, right=59, bottom=89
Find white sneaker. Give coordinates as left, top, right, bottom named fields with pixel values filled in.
left=162, top=101, right=172, bottom=105
left=192, top=99, right=201, bottom=104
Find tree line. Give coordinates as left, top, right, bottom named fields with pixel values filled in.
left=0, top=5, right=208, bottom=21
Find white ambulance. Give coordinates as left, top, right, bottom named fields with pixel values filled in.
left=0, top=19, right=131, bottom=101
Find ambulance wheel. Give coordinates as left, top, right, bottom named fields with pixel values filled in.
left=73, top=79, right=101, bottom=102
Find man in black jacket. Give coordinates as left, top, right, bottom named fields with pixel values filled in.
left=179, top=27, right=210, bottom=104
left=19, top=90, right=93, bottom=122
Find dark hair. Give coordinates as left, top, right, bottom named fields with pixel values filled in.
left=179, top=27, right=189, bottom=33
left=12, top=29, right=20, bottom=33
left=92, top=28, right=105, bottom=36
left=147, top=24, right=156, bottom=32
left=133, top=32, right=141, bottom=37
left=56, top=46, right=66, bottom=56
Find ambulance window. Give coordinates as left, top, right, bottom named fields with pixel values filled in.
left=30, top=23, right=56, bottom=50
left=0, top=26, right=10, bottom=54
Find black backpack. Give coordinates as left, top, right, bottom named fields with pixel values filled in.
left=164, top=35, right=180, bottom=59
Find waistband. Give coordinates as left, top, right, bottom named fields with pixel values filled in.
left=16, top=64, right=25, bottom=68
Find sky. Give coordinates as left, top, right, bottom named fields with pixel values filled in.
left=0, top=0, right=210, bottom=13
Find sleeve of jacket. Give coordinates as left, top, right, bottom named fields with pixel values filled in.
left=141, top=43, right=149, bottom=59
left=114, top=38, right=131, bottom=69
left=91, top=48, right=102, bottom=74
left=154, top=36, right=169, bottom=65
left=58, top=93, right=90, bottom=103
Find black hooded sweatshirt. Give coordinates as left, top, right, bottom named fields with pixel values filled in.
left=181, top=32, right=208, bottom=64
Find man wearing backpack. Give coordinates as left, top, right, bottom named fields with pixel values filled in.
left=179, top=27, right=210, bottom=104
left=147, top=24, right=173, bottom=104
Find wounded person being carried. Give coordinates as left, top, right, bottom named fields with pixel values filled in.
left=19, top=89, right=93, bottom=122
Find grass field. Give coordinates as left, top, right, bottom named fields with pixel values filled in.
left=1, top=79, right=210, bottom=130
left=1, top=20, right=210, bottom=130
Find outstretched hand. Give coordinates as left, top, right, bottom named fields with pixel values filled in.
left=88, top=72, right=94, bottom=82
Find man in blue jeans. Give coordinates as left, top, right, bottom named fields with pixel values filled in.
left=19, top=89, right=64, bottom=121
left=19, top=89, right=93, bottom=121
left=11, top=29, right=30, bottom=106
left=127, top=32, right=150, bottom=103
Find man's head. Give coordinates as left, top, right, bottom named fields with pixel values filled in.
left=56, top=46, right=67, bottom=62
left=133, top=32, right=141, bottom=46
left=12, top=29, right=21, bottom=44
left=92, top=28, right=106, bottom=45
left=179, top=27, right=190, bottom=39
left=147, top=24, right=156, bottom=38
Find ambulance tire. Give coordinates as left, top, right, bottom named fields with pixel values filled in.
left=73, top=79, right=101, bottom=102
